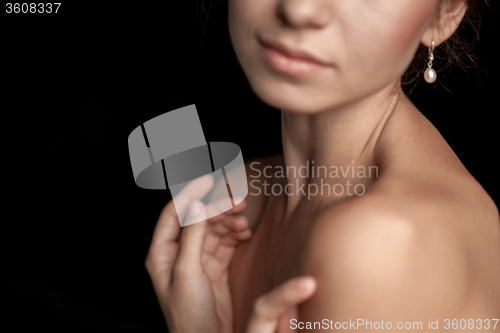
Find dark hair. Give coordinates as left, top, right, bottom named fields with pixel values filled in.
left=402, top=0, right=492, bottom=96
left=196, top=0, right=492, bottom=96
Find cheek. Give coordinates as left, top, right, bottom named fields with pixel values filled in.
left=346, top=2, right=437, bottom=85
left=228, top=0, right=268, bottom=53
left=228, top=0, right=263, bottom=80
left=389, top=4, right=436, bottom=64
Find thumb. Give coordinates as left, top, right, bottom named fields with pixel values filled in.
left=246, top=276, right=316, bottom=333
left=175, top=200, right=208, bottom=271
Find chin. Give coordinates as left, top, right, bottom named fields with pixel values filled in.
left=257, top=90, right=317, bottom=113
left=245, top=75, right=331, bottom=113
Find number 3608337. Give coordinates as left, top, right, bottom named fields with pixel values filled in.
left=6, top=3, right=61, bottom=13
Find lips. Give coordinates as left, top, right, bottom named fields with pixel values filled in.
left=258, top=37, right=332, bottom=76
left=258, top=37, right=331, bottom=67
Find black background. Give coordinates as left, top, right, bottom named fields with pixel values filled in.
left=2, top=2, right=499, bottom=332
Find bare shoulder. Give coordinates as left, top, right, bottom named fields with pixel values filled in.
left=299, top=179, right=500, bottom=324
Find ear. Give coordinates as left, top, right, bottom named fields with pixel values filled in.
left=421, top=0, right=468, bottom=47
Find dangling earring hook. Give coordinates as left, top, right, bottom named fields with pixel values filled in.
left=427, top=40, right=435, bottom=67
left=424, top=40, right=437, bottom=83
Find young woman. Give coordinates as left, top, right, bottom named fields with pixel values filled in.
left=146, top=0, right=500, bottom=332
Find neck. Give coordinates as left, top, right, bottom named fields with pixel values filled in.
left=280, top=80, right=404, bottom=217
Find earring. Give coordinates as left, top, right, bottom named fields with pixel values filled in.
left=424, top=40, right=437, bottom=83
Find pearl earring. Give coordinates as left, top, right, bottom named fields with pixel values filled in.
left=424, top=40, right=437, bottom=83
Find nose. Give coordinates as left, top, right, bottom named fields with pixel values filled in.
left=277, top=0, right=331, bottom=29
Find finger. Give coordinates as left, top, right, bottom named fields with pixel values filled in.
left=150, top=174, right=214, bottom=248
left=202, top=226, right=222, bottom=255
left=277, top=306, right=298, bottom=333
left=211, top=243, right=237, bottom=267
left=205, top=197, right=247, bottom=223
left=203, top=228, right=252, bottom=271
left=172, top=174, right=214, bottom=226
left=205, top=197, right=248, bottom=223
left=246, top=276, right=317, bottom=333
left=150, top=200, right=181, bottom=249
left=209, top=215, right=248, bottom=236
left=202, top=214, right=247, bottom=255
left=229, top=197, right=247, bottom=213
left=229, top=215, right=249, bottom=231
left=202, top=216, right=250, bottom=257
left=217, top=227, right=252, bottom=247
left=209, top=220, right=232, bottom=236
left=175, top=200, right=208, bottom=273
left=228, top=228, right=252, bottom=242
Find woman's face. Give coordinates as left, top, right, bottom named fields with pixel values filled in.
left=228, top=0, right=441, bottom=113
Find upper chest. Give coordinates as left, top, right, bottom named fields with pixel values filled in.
left=228, top=195, right=319, bottom=332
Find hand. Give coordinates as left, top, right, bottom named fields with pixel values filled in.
left=246, top=276, right=317, bottom=333
left=145, top=174, right=252, bottom=333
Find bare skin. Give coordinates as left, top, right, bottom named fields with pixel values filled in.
left=229, top=88, right=500, bottom=332
left=147, top=0, right=500, bottom=331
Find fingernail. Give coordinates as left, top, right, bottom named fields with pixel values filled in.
left=187, top=201, right=201, bottom=217
left=294, top=277, right=314, bottom=291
